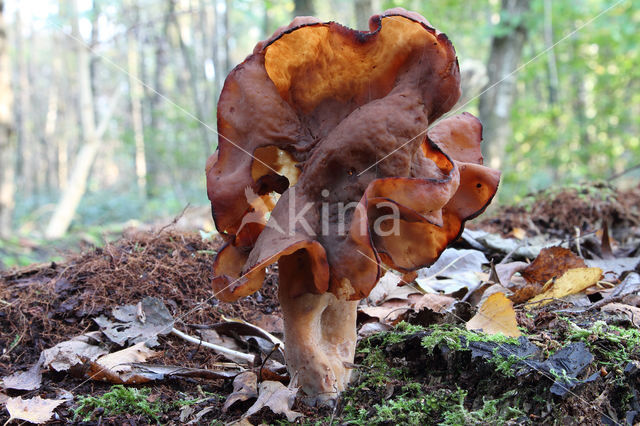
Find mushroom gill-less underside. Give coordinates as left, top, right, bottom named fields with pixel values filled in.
left=206, top=8, right=500, bottom=401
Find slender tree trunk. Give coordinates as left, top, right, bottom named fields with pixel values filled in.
left=294, top=0, right=314, bottom=17
left=170, top=0, right=211, bottom=153
left=212, top=0, right=221, bottom=100
left=478, top=0, right=530, bottom=169
left=45, top=0, right=120, bottom=239
left=543, top=0, right=558, bottom=105
left=224, top=0, right=231, bottom=74
left=15, top=8, right=33, bottom=197
left=126, top=0, right=147, bottom=197
left=0, top=0, right=15, bottom=238
left=44, top=57, right=60, bottom=190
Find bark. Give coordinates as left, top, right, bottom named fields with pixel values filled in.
left=478, top=0, right=530, bottom=169
left=44, top=56, right=60, bottom=190
left=15, top=8, right=33, bottom=197
left=170, top=0, right=211, bottom=153
left=294, top=0, right=314, bottom=17
left=0, top=0, right=15, bottom=237
left=45, top=0, right=121, bottom=239
left=126, top=0, right=147, bottom=197
left=224, top=0, right=231, bottom=74
left=543, top=0, right=558, bottom=105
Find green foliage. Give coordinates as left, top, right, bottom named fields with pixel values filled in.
left=72, top=385, right=163, bottom=423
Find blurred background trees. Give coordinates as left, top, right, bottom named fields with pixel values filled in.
left=0, top=0, right=638, bottom=244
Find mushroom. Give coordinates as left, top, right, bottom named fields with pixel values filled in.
left=206, top=8, right=500, bottom=403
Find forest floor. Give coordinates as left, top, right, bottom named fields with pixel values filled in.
left=1, top=182, right=640, bottom=425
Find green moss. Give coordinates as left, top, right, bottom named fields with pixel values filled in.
left=567, top=320, right=640, bottom=368
left=72, top=385, right=163, bottom=423
left=420, top=324, right=519, bottom=355
left=441, top=390, right=526, bottom=426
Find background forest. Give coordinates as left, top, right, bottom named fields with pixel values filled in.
left=0, top=0, right=638, bottom=265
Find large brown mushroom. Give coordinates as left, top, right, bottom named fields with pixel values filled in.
left=206, top=8, right=500, bottom=402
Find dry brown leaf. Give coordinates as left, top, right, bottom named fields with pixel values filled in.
left=411, top=293, right=456, bottom=313
left=494, top=262, right=529, bottom=286
left=525, top=267, right=603, bottom=309
left=223, top=371, right=258, bottom=412
left=86, top=342, right=160, bottom=383
left=5, top=396, right=65, bottom=424
left=244, top=381, right=301, bottom=422
left=601, top=303, right=640, bottom=327
left=95, top=342, right=158, bottom=372
left=2, top=355, right=43, bottom=391
left=466, top=292, right=521, bottom=337
left=521, top=246, right=586, bottom=284
left=358, top=300, right=411, bottom=324
left=42, top=332, right=108, bottom=372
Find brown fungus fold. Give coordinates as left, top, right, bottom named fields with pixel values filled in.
left=206, top=8, right=500, bottom=403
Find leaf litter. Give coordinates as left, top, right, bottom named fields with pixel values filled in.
left=1, top=183, right=640, bottom=423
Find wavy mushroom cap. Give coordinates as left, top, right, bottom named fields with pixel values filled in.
left=207, top=8, right=500, bottom=303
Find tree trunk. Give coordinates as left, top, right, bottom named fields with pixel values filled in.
left=354, top=0, right=373, bottom=30
left=543, top=0, right=558, bottom=105
left=45, top=0, right=119, bottom=239
left=294, top=0, right=314, bottom=17
left=126, top=0, right=147, bottom=197
left=0, top=0, right=15, bottom=238
left=170, top=0, right=211, bottom=153
left=15, top=8, right=33, bottom=197
left=478, top=0, right=530, bottom=169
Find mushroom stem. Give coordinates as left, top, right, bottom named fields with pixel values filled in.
left=278, top=286, right=358, bottom=404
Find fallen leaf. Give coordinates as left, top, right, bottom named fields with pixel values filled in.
left=244, top=381, right=302, bottom=422
left=466, top=292, right=521, bottom=337
left=358, top=322, right=392, bottom=338
left=601, top=303, right=640, bottom=327
left=87, top=342, right=160, bottom=383
left=251, top=314, right=284, bottom=334
left=415, top=248, right=488, bottom=294
left=521, top=247, right=586, bottom=285
left=94, top=297, right=174, bottom=347
left=95, top=342, right=158, bottom=372
left=411, top=293, right=456, bottom=313
left=2, top=354, right=43, bottom=390
left=525, top=267, right=603, bottom=309
left=511, top=227, right=527, bottom=240
left=494, top=261, right=529, bottom=286
left=586, top=257, right=640, bottom=280
left=5, top=396, right=64, bottom=424
left=0, top=392, right=8, bottom=404
left=42, top=331, right=108, bottom=372
left=367, top=271, right=420, bottom=305
left=223, top=371, right=258, bottom=412
left=359, top=300, right=411, bottom=324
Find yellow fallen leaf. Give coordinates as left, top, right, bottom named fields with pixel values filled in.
left=511, top=227, right=527, bottom=240
left=466, top=292, right=521, bottom=337
left=5, top=396, right=64, bottom=424
left=525, top=267, right=602, bottom=310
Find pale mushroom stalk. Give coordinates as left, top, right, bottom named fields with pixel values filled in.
left=278, top=285, right=358, bottom=402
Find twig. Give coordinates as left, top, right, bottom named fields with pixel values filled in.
left=171, top=327, right=255, bottom=364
